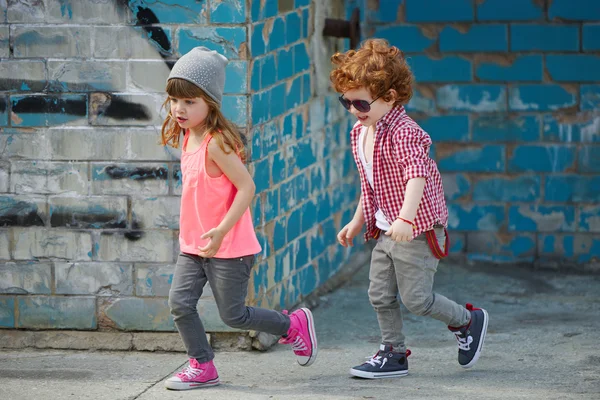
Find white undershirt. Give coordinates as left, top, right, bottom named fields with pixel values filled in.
left=358, top=126, right=392, bottom=231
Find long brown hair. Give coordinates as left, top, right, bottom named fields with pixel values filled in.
left=160, top=78, right=247, bottom=163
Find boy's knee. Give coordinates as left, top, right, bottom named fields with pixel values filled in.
left=403, top=296, right=433, bottom=316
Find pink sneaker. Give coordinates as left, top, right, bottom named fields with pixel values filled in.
left=164, top=358, right=220, bottom=390
left=278, top=308, right=318, bottom=366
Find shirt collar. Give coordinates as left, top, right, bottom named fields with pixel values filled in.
left=376, top=105, right=406, bottom=129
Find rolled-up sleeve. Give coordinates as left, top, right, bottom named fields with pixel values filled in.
left=394, top=128, right=432, bottom=183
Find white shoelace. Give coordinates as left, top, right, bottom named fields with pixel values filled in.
left=454, top=332, right=473, bottom=351
left=291, top=336, right=308, bottom=352
left=365, top=354, right=387, bottom=368
left=179, top=366, right=202, bottom=379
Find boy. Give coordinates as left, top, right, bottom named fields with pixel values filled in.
left=330, top=39, right=488, bottom=379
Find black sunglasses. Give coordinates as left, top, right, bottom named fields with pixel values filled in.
left=338, top=94, right=382, bottom=113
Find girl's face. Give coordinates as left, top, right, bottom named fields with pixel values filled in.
left=340, top=87, right=395, bottom=127
left=169, top=96, right=210, bottom=133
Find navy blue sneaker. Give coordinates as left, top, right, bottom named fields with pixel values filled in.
left=349, top=344, right=411, bottom=379
left=449, top=303, right=489, bottom=368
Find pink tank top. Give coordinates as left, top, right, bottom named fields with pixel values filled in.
left=179, top=132, right=261, bottom=258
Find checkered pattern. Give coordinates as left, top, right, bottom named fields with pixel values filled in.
left=350, top=106, right=449, bottom=240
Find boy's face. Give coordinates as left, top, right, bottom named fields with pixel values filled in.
left=341, top=87, right=394, bottom=127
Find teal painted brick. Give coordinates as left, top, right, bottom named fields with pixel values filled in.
left=252, top=261, right=268, bottom=297
left=545, top=175, right=600, bottom=202
left=11, top=95, right=86, bottom=127
left=449, top=233, right=466, bottom=253
left=549, top=0, right=600, bottom=21
left=221, top=96, right=247, bottom=126
left=580, top=206, right=600, bottom=232
left=440, top=25, right=507, bottom=52
left=250, top=60, right=260, bottom=92
left=264, top=188, right=279, bottom=222
left=581, top=85, right=600, bottom=110
left=268, top=17, right=286, bottom=52
left=473, top=176, right=541, bottom=202
left=374, top=26, right=434, bottom=52
left=583, top=24, right=600, bottom=50
left=287, top=208, right=302, bottom=241
left=18, top=296, right=96, bottom=329
left=293, top=42, right=310, bottom=74
left=441, top=173, right=471, bottom=201
left=405, top=0, right=473, bottom=22
left=547, top=55, right=600, bottom=82
left=447, top=204, right=505, bottom=231
left=258, top=54, right=277, bottom=89
left=252, top=195, right=262, bottom=227
left=286, top=11, right=302, bottom=44
left=417, top=115, right=470, bottom=142
left=302, top=8, right=309, bottom=38
left=251, top=127, right=262, bottom=159
left=509, top=85, right=576, bottom=111
left=251, top=91, right=268, bottom=124
left=274, top=246, right=289, bottom=283
left=280, top=174, right=308, bottom=210
left=179, top=27, right=246, bottom=59
left=287, top=75, right=303, bottom=109
left=274, top=216, right=287, bottom=251
left=253, top=158, right=270, bottom=193
left=406, top=88, right=436, bottom=113
left=0, top=297, right=15, bottom=327
left=542, top=115, right=600, bottom=142
left=210, top=0, right=245, bottom=23
left=579, top=146, right=600, bottom=172
left=296, top=0, right=310, bottom=7
left=437, top=145, right=505, bottom=172
left=539, top=234, right=575, bottom=259
left=128, top=0, right=206, bottom=24
left=252, top=0, right=278, bottom=21
left=511, top=24, right=579, bottom=51
left=437, top=85, right=507, bottom=112
left=271, top=151, right=286, bottom=184
left=224, top=61, right=247, bottom=94
left=477, top=0, right=543, bottom=20
left=251, top=22, right=266, bottom=57
left=369, top=0, right=402, bottom=22
left=277, top=47, right=294, bottom=81
left=270, top=83, right=287, bottom=118
left=467, top=233, right=536, bottom=263
left=509, top=205, right=575, bottom=232
left=301, top=199, right=317, bottom=233
left=476, top=55, right=543, bottom=82
left=508, top=145, right=576, bottom=172
left=472, top=115, right=540, bottom=142
left=317, top=192, right=332, bottom=223
left=409, top=56, right=472, bottom=82
left=310, top=165, right=325, bottom=195
left=299, top=264, right=318, bottom=296
left=295, top=236, right=309, bottom=268
left=302, top=73, right=311, bottom=104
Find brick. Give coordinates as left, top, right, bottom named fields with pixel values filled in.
left=92, top=163, right=169, bottom=196
left=12, top=26, right=92, bottom=58
left=221, top=95, right=247, bottom=126
left=373, top=26, right=434, bottom=52
left=94, top=26, right=172, bottom=59
left=130, top=130, right=179, bottom=161
left=472, top=115, right=540, bottom=142
left=298, top=264, right=318, bottom=296
left=286, top=10, right=302, bottom=44
left=55, top=262, right=133, bottom=296
left=128, top=61, right=170, bottom=93
left=549, top=0, right=600, bottom=21
left=545, top=175, right=600, bottom=202
left=543, top=115, right=600, bottom=142
left=509, top=205, right=575, bottom=232
left=511, top=24, right=579, bottom=51
left=0, top=130, right=51, bottom=160
left=581, top=85, right=600, bottom=111
left=547, top=55, right=600, bottom=82
left=270, top=83, right=287, bottom=119
left=0, top=0, right=5, bottom=22
left=251, top=0, right=278, bottom=21
left=441, top=174, right=471, bottom=201
left=178, top=27, right=246, bottom=59
left=13, top=228, right=92, bottom=261
left=0, top=162, right=8, bottom=192
left=302, top=73, right=311, bottom=104
left=273, top=217, right=287, bottom=251
left=0, top=26, right=7, bottom=58
left=276, top=47, right=294, bottom=82
left=250, top=22, right=267, bottom=57
left=48, top=128, right=129, bottom=161
left=18, top=296, right=97, bottom=329
left=509, top=85, right=576, bottom=111
left=287, top=208, right=302, bottom=241
left=476, top=55, right=543, bottom=82
left=0, top=96, right=7, bottom=126
left=0, top=230, right=8, bottom=260
left=46, top=0, right=130, bottom=23
left=11, top=95, right=87, bottom=127
left=48, top=60, right=127, bottom=92
left=537, top=234, right=600, bottom=265
left=302, top=8, right=309, bottom=38
left=0, top=195, right=46, bottom=227
left=405, top=0, right=473, bottom=22
left=477, top=0, right=543, bottom=21
left=225, top=61, right=247, bottom=94
left=131, top=197, right=180, bottom=229
left=264, top=188, right=279, bottom=222
left=136, top=264, right=178, bottom=297
left=254, top=54, right=277, bottom=90
left=90, top=93, right=161, bottom=126
left=467, top=233, right=536, bottom=263
left=0, top=60, right=46, bottom=92
left=437, top=85, right=507, bottom=112
left=439, top=25, right=507, bottom=52
left=267, top=17, right=286, bottom=52
left=0, top=297, right=14, bottom=328
left=406, top=88, right=436, bottom=113
left=368, top=0, right=402, bottom=22
left=580, top=206, right=600, bottom=232
left=128, top=0, right=207, bottom=24
left=97, top=230, right=174, bottom=263
left=508, top=144, right=576, bottom=172
left=252, top=157, right=270, bottom=193
left=11, top=161, right=88, bottom=195
left=293, top=42, right=310, bottom=74
left=210, top=0, right=245, bottom=23
left=271, top=151, right=286, bottom=185
left=7, top=0, right=45, bottom=22
left=473, top=176, right=541, bottom=202
left=0, top=262, right=52, bottom=294
left=579, top=146, right=600, bottom=172
left=583, top=24, right=600, bottom=50
left=447, top=204, right=505, bottom=231
left=280, top=173, right=308, bottom=209
left=49, top=196, right=127, bottom=229
left=409, top=56, right=472, bottom=82
left=301, top=199, right=318, bottom=234
left=437, top=145, right=505, bottom=172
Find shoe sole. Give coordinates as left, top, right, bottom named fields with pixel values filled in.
left=164, top=378, right=220, bottom=390
left=299, top=307, right=318, bottom=367
left=349, top=368, right=408, bottom=379
left=461, top=308, right=489, bottom=369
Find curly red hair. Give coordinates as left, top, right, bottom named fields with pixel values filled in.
left=330, top=39, right=413, bottom=106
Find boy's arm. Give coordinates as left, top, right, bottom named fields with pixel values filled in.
left=398, top=178, right=426, bottom=222
left=352, top=194, right=365, bottom=225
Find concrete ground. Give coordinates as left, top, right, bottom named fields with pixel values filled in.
left=1, top=261, right=599, bottom=400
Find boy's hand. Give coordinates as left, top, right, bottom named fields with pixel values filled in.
left=385, top=219, right=413, bottom=243
left=198, top=227, right=225, bottom=258
left=337, top=219, right=363, bottom=247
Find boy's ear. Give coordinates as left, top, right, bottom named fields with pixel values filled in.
left=386, top=89, right=398, bottom=105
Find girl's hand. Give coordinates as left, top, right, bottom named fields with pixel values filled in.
left=337, top=218, right=364, bottom=247
left=198, top=228, right=225, bottom=258
left=385, top=219, right=413, bottom=243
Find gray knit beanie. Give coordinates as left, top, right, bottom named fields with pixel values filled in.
left=168, top=46, right=228, bottom=105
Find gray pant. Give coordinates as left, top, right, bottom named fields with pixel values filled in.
left=168, top=253, right=290, bottom=362
left=368, top=229, right=470, bottom=353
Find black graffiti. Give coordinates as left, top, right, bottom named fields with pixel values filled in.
left=0, top=97, right=6, bottom=113
left=104, top=165, right=168, bottom=180
left=12, top=95, right=87, bottom=116
left=124, top=219, right=143, bottom=241
left=0, top=201, right=45, bottom=227
left=135, top=7, right=173, bottom=61
left=99, top=96, right=152, bottom=121
left=50, top=211, right=127, bottom=229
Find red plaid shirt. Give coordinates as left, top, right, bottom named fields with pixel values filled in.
left=350, top=106, right=448, bottom=240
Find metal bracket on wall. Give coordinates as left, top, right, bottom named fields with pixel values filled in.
left=322, top=8, right=361, bottom=49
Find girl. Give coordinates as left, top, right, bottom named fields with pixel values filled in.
left=161, top=47, right=317, bottom=391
